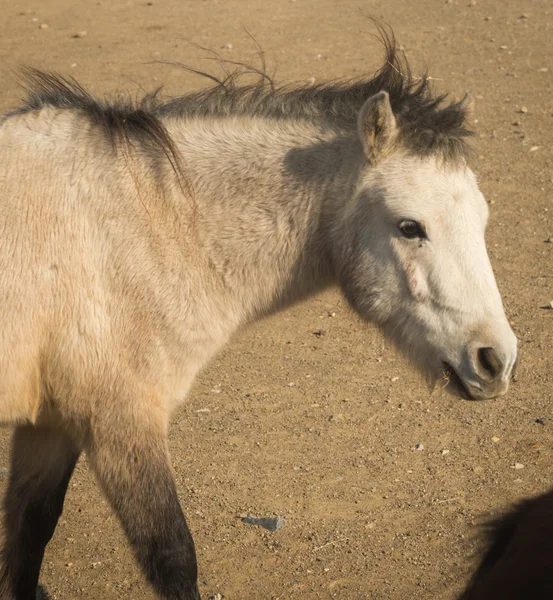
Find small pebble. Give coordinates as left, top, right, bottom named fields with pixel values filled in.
left=530, top=146, right=540, bottom=152
left=536, top=417, right=547, bottom=425
left=209, top=595, right=222, bottom=600
left=306, top=76, right=316, bottom=84
left=220, top=43, right=233, bottom=50
left=491, top=436, right=500, bottom=443
left=39, top=23, right=48, bottom=29
left=513, top=463, right=524, bottom=470
left=519, top=106, right=529, bottom=113
left=545, top=237, right=553, bottom=243
left=414, top=443, right=424, bottom=451
left=31, top=17, right=39, bottom=22
left=313, top=329, right=327, bottom=337
left=241, top=516, right=285, bottom=532
left=72, top=31, right=87, bottom=38
left=441, top=449, right=450, bottom=455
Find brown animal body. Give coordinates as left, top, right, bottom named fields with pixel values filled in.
left=460, top=489, right=553, bottom=599
left=0, top=30, right=517, bottom=600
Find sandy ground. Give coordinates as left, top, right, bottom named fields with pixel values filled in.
left=0, top=0, right=552, bottom=598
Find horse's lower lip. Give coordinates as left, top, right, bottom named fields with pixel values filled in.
left=443, top=363, right=478, bottom=400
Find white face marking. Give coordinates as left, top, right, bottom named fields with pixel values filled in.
left=348, top=154, right=517, bottom=399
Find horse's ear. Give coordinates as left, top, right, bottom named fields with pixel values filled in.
left=358, top=91, right=399, bottom=162
left=461, top=91, right=475, bottom=120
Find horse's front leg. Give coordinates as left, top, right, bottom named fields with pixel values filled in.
left=85, top=392, right=200, bottom=600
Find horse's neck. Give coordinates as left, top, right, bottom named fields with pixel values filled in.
left=170, top=117, right=360, bottom=323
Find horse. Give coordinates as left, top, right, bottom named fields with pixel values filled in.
left=460, top=488, right=553, bottom=599
left=0, top=29, right=517, bottom=600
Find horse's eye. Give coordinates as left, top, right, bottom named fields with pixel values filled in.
left=398, top=219, right=426, bottom=240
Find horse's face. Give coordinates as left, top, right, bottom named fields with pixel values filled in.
left=337, top=92, right=517, bottom=399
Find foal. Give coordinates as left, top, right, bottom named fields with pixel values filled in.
left=0, top=33, right=517, bottom=599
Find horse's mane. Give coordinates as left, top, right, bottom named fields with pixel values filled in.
left=13, top=25, right=472, bottom=165
left=14, top=69, right=189, bottom=191
left=158, top=27, right=472, bottom=161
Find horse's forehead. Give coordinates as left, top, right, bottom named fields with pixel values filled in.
left=381, top=157, right=481, bottom=213
left=386, top=157, right=470, bottom=190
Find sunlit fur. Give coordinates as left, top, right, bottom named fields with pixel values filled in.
left=0, top=30, right=516, bottom=600
left=334, top=152, right=517, bottom=397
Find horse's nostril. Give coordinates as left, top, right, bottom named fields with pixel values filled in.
left=477, top=347, right=503, bottom=380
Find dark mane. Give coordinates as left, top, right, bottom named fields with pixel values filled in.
left=13, top=69, right=189, bottom=191
left=13, top=27, right=471, bottom=163
left=156, top=28, right=472, bottom=161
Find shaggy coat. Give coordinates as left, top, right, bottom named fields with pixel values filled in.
left=0, top=27, right=516, bottom=600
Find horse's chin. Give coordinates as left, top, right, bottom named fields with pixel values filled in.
left=441, top=363, right=477, bottom=400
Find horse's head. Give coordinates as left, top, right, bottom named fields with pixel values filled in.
left=335, top=91, right=517, bottom=399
